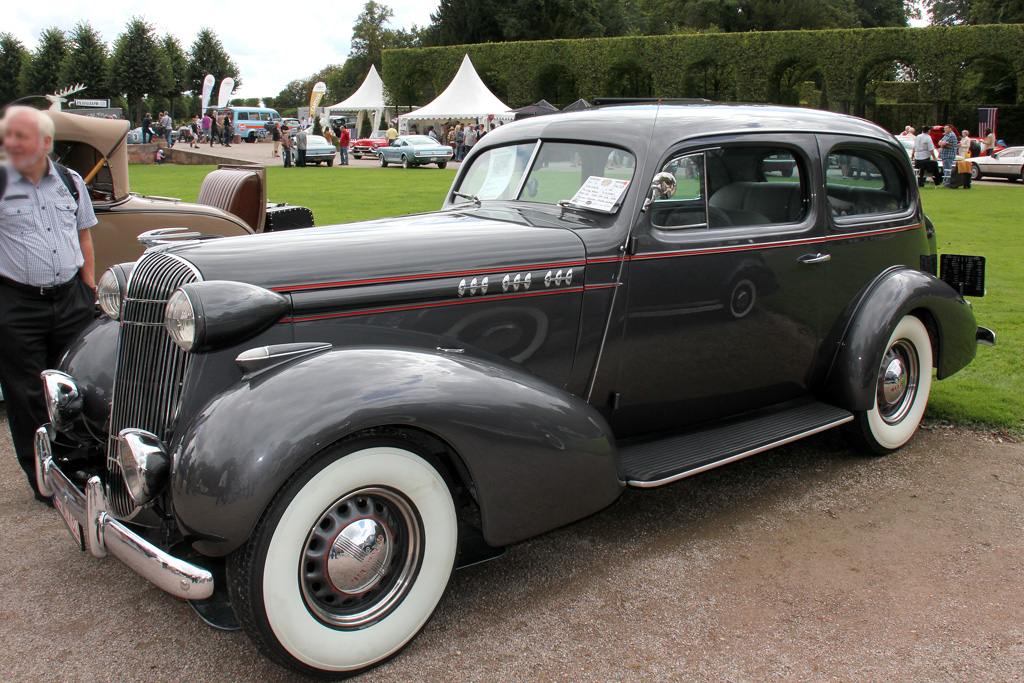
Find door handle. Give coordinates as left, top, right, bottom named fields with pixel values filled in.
left=798, top=253, right=831, bottom=264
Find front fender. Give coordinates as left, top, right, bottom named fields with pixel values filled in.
left=171, top=347, right=622, bottom=556
left=819, top=267, right=978, bottom=412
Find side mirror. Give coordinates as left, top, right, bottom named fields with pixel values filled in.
left=525, top=177, right=539, bottom=198
left=651, top=172, right=677, bottom=200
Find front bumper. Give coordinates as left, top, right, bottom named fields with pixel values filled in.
left=34, top=425, right=214, bottom=600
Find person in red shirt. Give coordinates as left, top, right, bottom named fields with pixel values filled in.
left=338, top=126, right=351, bottom=166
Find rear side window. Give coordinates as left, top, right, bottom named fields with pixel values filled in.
left=651, top=146, right=808, bottom=230
left=825, top=148, right=910, bottom=218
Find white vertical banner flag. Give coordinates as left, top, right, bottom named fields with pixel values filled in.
left=217, top=77, right=235, bottom=108
left=309, top=81, right=327, bottom=123
left=200, top=74, right=215, bottom=113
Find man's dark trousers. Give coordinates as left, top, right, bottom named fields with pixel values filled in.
left=297, top=149, right=306, bottom=167
left=0, top=277, right=94, bottom=495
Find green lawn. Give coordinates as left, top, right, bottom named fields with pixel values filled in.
left=129, top=165, right=1023, bottom=434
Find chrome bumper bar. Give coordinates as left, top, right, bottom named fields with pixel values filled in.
left=34, top=425, right=213, bottom=600
left=976, top=326, right=996, bottom=346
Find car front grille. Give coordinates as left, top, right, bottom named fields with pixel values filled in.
left=105, top=251, right=201, bottom=520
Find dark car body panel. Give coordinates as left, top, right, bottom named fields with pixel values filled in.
left=171, top=346, right=622, bottom=555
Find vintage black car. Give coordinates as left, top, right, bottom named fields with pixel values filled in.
left=34, top=104, right=992, bottom=678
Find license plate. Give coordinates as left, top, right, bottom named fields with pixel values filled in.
left=54, top=494, right=86, bottom=551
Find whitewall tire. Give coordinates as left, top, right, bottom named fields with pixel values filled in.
left=228, top=441, right=458, bottom=678
left=850, top=315, right=933, bottom=455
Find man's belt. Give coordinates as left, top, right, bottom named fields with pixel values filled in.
left=0, top=274, right=79, bottom=298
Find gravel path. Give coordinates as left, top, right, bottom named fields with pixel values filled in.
left=2, top=413, right=1022, bottom=682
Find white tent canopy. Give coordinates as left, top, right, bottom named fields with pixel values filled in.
left=325, top=64, right=389, bottom=134
left=399, top=54, right=514, bottom=132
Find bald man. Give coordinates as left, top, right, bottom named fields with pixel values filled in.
left=0, top=105, right=97, bottom=502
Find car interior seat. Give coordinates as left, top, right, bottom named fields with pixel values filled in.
left=196, top=165, right=267, bottom=232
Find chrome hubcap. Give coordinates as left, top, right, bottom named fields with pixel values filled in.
left=300, top=487, right=422, bottom=629
left=876, top=339, right=919, bottom=425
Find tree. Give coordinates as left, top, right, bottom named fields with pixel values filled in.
left=161, top=35, right=189, bottom=120
left=929, top=0, right=1024, bottom=24
left=19, top=27, right=67, bottom=96
left=274, top=79, right=308, bottom=109
left=59, top=22, right=110, bottom=98
left=187, top=28, right=241, bottom=113
left=425, top=0, right=506, bottom=45
left=350, top=1, right=420, bottom=68
left=0, top=33, right=29, bottom=105
left=110, top=17, right=170, bottom=125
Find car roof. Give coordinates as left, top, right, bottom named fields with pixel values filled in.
left=481, top=103, right=895, bottom=153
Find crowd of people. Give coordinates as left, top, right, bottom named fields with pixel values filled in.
left=900, top=124, right=1002, bottom=188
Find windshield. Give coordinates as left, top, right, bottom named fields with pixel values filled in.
left=454, top=141, right=636, bottom=209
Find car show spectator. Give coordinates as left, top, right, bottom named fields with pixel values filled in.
left=938, top=124, right=958, bottom=185
left=454, top=124, right=465, bottom=161
left=338, top=126, right=350, bottom=165
left=211, top=111, right=223, bottom=147
left=913, top=124, right=941, bottom=187
left=281, top=125, right=292, bottom=167
left=142, top=112, right=153, bottom=143
left=0, top=106, right=98, bottom=503
left=958, top=129, right=972, bottom=158
left=201, top=112, right=211, bottom=143
left=427, top=126, right=438, bottom=141
left=296, top=128, right=307, bottom=167
left=271, top=122, right=281, bottom=157
left=984, top=128, right=995, bottom=155
left=464, top=124, right=477, bottom=158
left=223, top=114, right=234, bottom=147
left=160, top=111, right=173, bottom=147
left=386, top=124, right=398, bottom=145
left=155, top=148, right=165, bottom=164
left=190, top=117, right=201, bottom=148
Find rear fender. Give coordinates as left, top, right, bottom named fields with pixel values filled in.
left=171, top=347, right=622, bottom=556
left=818, top=267, right=977, bottom=411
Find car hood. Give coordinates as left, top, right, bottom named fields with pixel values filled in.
left=163, top=210, right=587, bottom=292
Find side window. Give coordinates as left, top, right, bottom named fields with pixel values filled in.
left=237, top=112, right=250, bottom=121
left=825, top=148, right=910, bottom=218
left=650, top=152, right=707, bottom=229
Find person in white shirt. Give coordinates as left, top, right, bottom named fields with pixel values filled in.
left=912, top=125, right=941, bottom=187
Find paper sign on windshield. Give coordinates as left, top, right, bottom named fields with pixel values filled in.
left=569, top=176, right=630, bottom=212
left=477, top=148, right=518, bottom=200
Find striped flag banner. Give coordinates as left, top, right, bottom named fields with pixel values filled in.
left=978, top=107, right=997, bottom=139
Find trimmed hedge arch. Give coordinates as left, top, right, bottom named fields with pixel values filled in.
left=382, top=25, right=1024, bottom=114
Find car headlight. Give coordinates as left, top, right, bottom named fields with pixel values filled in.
left=117, top=428, right=169, bottom=506
left=97, top=264, right=133, bottom=320
left=42, top=370, right=82, bottom=432
left=164, top=288, right=198, bottom=351
left=164, top=281, right=289, bottom=353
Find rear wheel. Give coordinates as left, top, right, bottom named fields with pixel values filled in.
left=970, top=163, right=981, bottom=180
left=246, top=132, right=256, bottom=143
left=847, top=315, right=933, bottom=455
left=327, top=158, right=334, bottom=167
left=228, top=440, right=458, bottom=678
left=437, top=162, right=447, bottom=169
left=403, top=156, right=411, bottom=169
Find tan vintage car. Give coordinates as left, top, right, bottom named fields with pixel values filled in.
left=47, top=111, right=288, bottom=274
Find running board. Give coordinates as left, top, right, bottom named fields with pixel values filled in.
left=618, top=401, right=853, bottom=488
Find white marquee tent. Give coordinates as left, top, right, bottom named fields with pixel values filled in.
left=398, top=54, right=514, bottom=133
left=326, top=64, right=390, bottom=134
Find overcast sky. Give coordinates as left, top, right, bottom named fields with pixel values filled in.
left=7, top=1, right=436, bottom=100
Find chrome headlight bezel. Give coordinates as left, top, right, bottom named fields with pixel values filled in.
left=97, top=267, right=126, bottom=320
left=42, top=370, right=82, bottom=432
left=117, top=428, right=170, bottom=506
left=164, top=288, right=198, bottom=352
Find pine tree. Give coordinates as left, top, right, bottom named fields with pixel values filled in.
left=59, top=22, right=110, bottom=98
left=110, top=17, right=170, bottom=125
left=19, top=27, right=67, bottom=96
left=0, top=33, right=29, bottom=105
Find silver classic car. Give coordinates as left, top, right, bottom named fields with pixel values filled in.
left=378, top=135, right=454, bottom=169
left=968, top=146, right=1024, bottom=181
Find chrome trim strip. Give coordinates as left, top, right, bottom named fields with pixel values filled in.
left=513, top=140, right=543, bottom=200
left=35, top=426, right=214, bottom=600
left=626, top=415, right=854, bottom=488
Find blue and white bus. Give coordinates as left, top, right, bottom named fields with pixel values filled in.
left=213, top=106, right=282, bottom=143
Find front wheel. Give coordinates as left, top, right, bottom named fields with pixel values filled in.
left=847, top=315, right=933, bottom=455
left=379, top=154, right=388, bottom=168
left=228, top=440, right=458, bottom=678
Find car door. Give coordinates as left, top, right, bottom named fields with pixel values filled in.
left=611, top=135, right=825, bottom=437
left=993, top=148, right=1022, bottom=175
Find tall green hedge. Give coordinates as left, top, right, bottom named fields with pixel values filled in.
left=382, top=25, right=1024, bottom=117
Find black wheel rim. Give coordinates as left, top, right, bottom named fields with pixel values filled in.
left=300, top=487, right=423, bottom=629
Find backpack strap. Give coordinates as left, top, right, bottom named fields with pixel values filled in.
left=53, top=162, right=80, bottom=215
